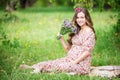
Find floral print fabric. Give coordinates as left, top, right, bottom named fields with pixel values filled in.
left=32, top=30, right=96, bottom=74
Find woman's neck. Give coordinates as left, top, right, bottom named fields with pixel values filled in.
left=81, top=25, right=88, bottom=30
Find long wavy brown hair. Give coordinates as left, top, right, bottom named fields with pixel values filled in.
left=67, top=8, right=97, bottom=45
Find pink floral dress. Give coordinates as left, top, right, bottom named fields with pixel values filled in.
left=32, top=30, right=96, bottom=74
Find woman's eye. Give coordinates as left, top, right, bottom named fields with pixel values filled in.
left=77, top=16, right=84, bottom=19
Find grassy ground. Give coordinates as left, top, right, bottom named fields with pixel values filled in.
left=0, top=7, right=119, bottom=80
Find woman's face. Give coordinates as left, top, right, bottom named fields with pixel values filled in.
left=76, top=12, right=86, bottom=27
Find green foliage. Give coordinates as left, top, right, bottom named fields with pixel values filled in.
left=0, top=12, right=18, bottom=23
left=0, top=29, right=20, bottom=48
left=0, top=0, right=120, bottom=11
left=114, top=12, right=120, bottom=35
left=113, top=12, right=120, bottom=47
left=72, top=0, right=93, bottom=9
left=34, top=0, right=74, bottom=7
left=0, top=0, right=19, bottom=10
left=0, top=12, right=20, bottom=48
left=72, top=0, right=120, bottom=11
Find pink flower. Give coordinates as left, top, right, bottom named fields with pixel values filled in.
left=75, top=7, right=82, bottom=12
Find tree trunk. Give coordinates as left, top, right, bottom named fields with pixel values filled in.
left=20, top=0, right=36, bottom=9
left=6, top=1, right=17, bottom=12
left=20, top=0, right=27, bottom=8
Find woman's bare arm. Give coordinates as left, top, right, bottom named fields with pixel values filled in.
left=60, top=36, right=71, bottom=53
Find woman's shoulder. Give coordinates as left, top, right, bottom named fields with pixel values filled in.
left=84, top=26, right=93, bottom=33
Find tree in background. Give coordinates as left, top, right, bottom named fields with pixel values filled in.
left=72, top=0, right=93, bottom=10
left=0, top=0, right=18, bottom=12
left=19, top=0, right=36, bottom=8
left=0, top=0, right=119, bottom=11
left=72, top=0, right=120, bottom=10
left=0, top=0, right=36, bottom=12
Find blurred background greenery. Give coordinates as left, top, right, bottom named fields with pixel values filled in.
left=0, top=0, right=120, bottom=80
left=0, top=0, right=120, bottom=11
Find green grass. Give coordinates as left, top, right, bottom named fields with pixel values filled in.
left=0, top=7, right=119, bottom=80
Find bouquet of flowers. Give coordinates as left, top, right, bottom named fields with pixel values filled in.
left=57, top=19, right=77, bottom=40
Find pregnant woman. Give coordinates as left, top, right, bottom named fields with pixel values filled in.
left=20, top=7, right=96, bottom=75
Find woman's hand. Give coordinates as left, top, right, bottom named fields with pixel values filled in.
left=57, top=32, right=71, bottom=53
left=70, top=60, right=78, bottom=64
left=57, top=32, right=63, bottom=40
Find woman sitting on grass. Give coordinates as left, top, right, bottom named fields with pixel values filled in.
left=20, top=7, right=96, bottom=75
